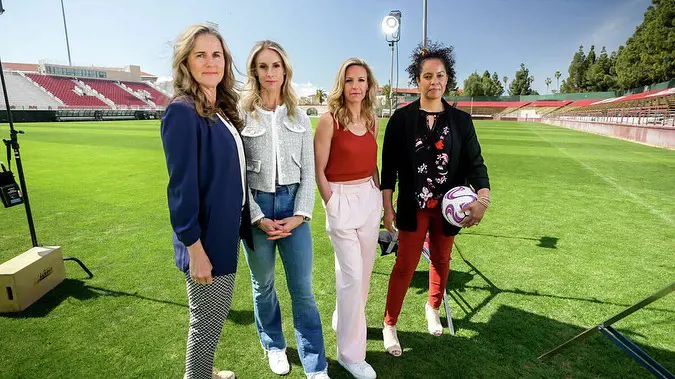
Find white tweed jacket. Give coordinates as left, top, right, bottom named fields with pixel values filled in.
left=241, top=104, right=315, bottom=223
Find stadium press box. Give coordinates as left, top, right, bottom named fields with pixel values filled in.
left=0, top=246, right=65, bottom=312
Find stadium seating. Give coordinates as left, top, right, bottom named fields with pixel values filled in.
left=547, top=88, right=675, bottom=127
left=4, top=61, right=670, bottom=129
left=80, top=78, right=149, bottom=108
left=455, top=101, right=530, bottom=118
left=546, top=99, right=598, bottom=116
left=120, top=81, right=170, bottom=107
left=0, top=71, right=62, bottom=110
left=524, top=100, right=572, bottom=116
left=25, top=74, right=108, bottom=108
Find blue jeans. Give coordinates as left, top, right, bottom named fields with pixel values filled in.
left=242, top=184, right=327, bottom=374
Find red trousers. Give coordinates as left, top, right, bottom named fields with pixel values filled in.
left=384, top=208, right=454, bottom=326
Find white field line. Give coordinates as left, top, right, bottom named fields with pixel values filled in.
left=529, top=125, right=674, bottom=227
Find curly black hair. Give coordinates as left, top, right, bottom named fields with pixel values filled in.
left=406, top=39, right=456, bottom=90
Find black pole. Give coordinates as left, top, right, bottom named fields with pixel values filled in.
left=0, top=57, right=39, bottom=247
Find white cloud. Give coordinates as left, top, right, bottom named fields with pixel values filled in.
left=292, top=82, right=319, bottom=97
left=582, top=0, right=645, bottom=50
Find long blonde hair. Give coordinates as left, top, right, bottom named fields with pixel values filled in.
left=241, top=40, right=298, bottom=118
left=327, top=58, right=378, bottom=132
left=171, top=23, right=242, bottom=129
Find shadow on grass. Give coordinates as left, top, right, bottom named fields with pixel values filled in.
left=460, top=231, right=559, bottom=249
left=1, top=279, right=101, bottom=318
left=404, top=254, right=675, bottom=320
left=335, top=305, right=675, bottom=379
left=0, top=279, right=254, bottom=324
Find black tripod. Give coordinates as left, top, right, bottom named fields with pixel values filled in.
left=0, top=27, right=92, bottom=278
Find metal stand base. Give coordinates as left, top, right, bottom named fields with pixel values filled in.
left=63, top=257, right=93, bottom=279
left=420, top=246, right=455, bottom=335
left=538, top=282, right=675, bottom=378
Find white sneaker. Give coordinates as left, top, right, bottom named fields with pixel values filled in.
left=338, top=359, right=376, bottom=379
left=267, top=349, right=290, bottom=375
left=212, top=370, right=236, bottom=379
left=425, top=302, right=443, bottom=336
left=306, top=371, right=331, bottom=379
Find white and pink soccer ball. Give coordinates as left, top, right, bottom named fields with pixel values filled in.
left=442, top=186, right=478, bottom=227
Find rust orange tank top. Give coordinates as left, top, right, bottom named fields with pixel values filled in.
left=325, top=113, right=377, bottom=182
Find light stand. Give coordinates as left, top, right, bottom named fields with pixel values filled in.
left=0, top=3, right=92, bottom=278
left=382, top=10, right=401, bottom=117
left=1, top=61, right=38, bottom=247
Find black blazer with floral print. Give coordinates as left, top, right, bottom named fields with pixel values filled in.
left=380, top=98, right=490, bottom=236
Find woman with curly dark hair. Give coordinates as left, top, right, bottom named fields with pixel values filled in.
left=380, top=41, right=490, bottom=356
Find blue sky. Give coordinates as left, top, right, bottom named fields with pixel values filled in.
left=0, top=0, right=650, bottom=96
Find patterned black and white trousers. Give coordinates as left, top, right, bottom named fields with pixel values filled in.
left=184, top=273, right=236, bottom=379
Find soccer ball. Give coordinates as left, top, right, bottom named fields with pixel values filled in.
left=442, top=186, right=477, bottom=227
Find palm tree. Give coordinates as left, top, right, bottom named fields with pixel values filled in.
left=502, top=76, right=508, bottom=93
left=316, top=88, right=326, bottom=105
left=554, top=71, right=561, bottom=91
left=545, top=78, right=552, bottom=93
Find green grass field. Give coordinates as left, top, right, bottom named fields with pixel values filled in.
left=0, top=119, right=673, bottom=379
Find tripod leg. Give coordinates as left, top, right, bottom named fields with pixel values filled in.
left=443, top=290, right=455, bottom=335
left=600, top=326, right=674, bottom=379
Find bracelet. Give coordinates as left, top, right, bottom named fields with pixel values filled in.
left=476, top=197, right=490, bottom=208
left=478, top=195, right=491, bottom=203
left=254, top=217, right=265, bottom=227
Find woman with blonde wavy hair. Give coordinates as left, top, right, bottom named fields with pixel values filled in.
left=160, top=23, right=252, bottom=379
left=314, top=58, right=381, bottom=379
left=239, top=40, right=328, bottom=379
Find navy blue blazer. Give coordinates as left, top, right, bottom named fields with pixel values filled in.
left=161, top=99, right=253, bottom=276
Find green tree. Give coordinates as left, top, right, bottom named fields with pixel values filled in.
left=545, top=77, right=552, bottom=93
left=481, top=70, right=498, bottom=96
left=381, top=84, right=391, bottom=106
left=509, top=63, right=535, bottom=95
left=615, top=0, right=675, bottom=89
left=463, top=71, right=504, bottom=96
left=610, top=48, right=620, bottom=77
left=316, top=88, right=326, bottom=105
left=585, top=46, right=616, bottom=91
left=554, top=70, right=561, bottom=91
left=445, top=83, right=458, bottom=96
left=566, top=45, right=588, bottom=92
left=585, top=46, right=597, bottom=65
left=491, top=72, right=504, bottom=96
left=502, top=76, right=508, bottom=92
left=560, top=79, right=573, bottom=94
left=463, top=72, right=484, bottom=96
